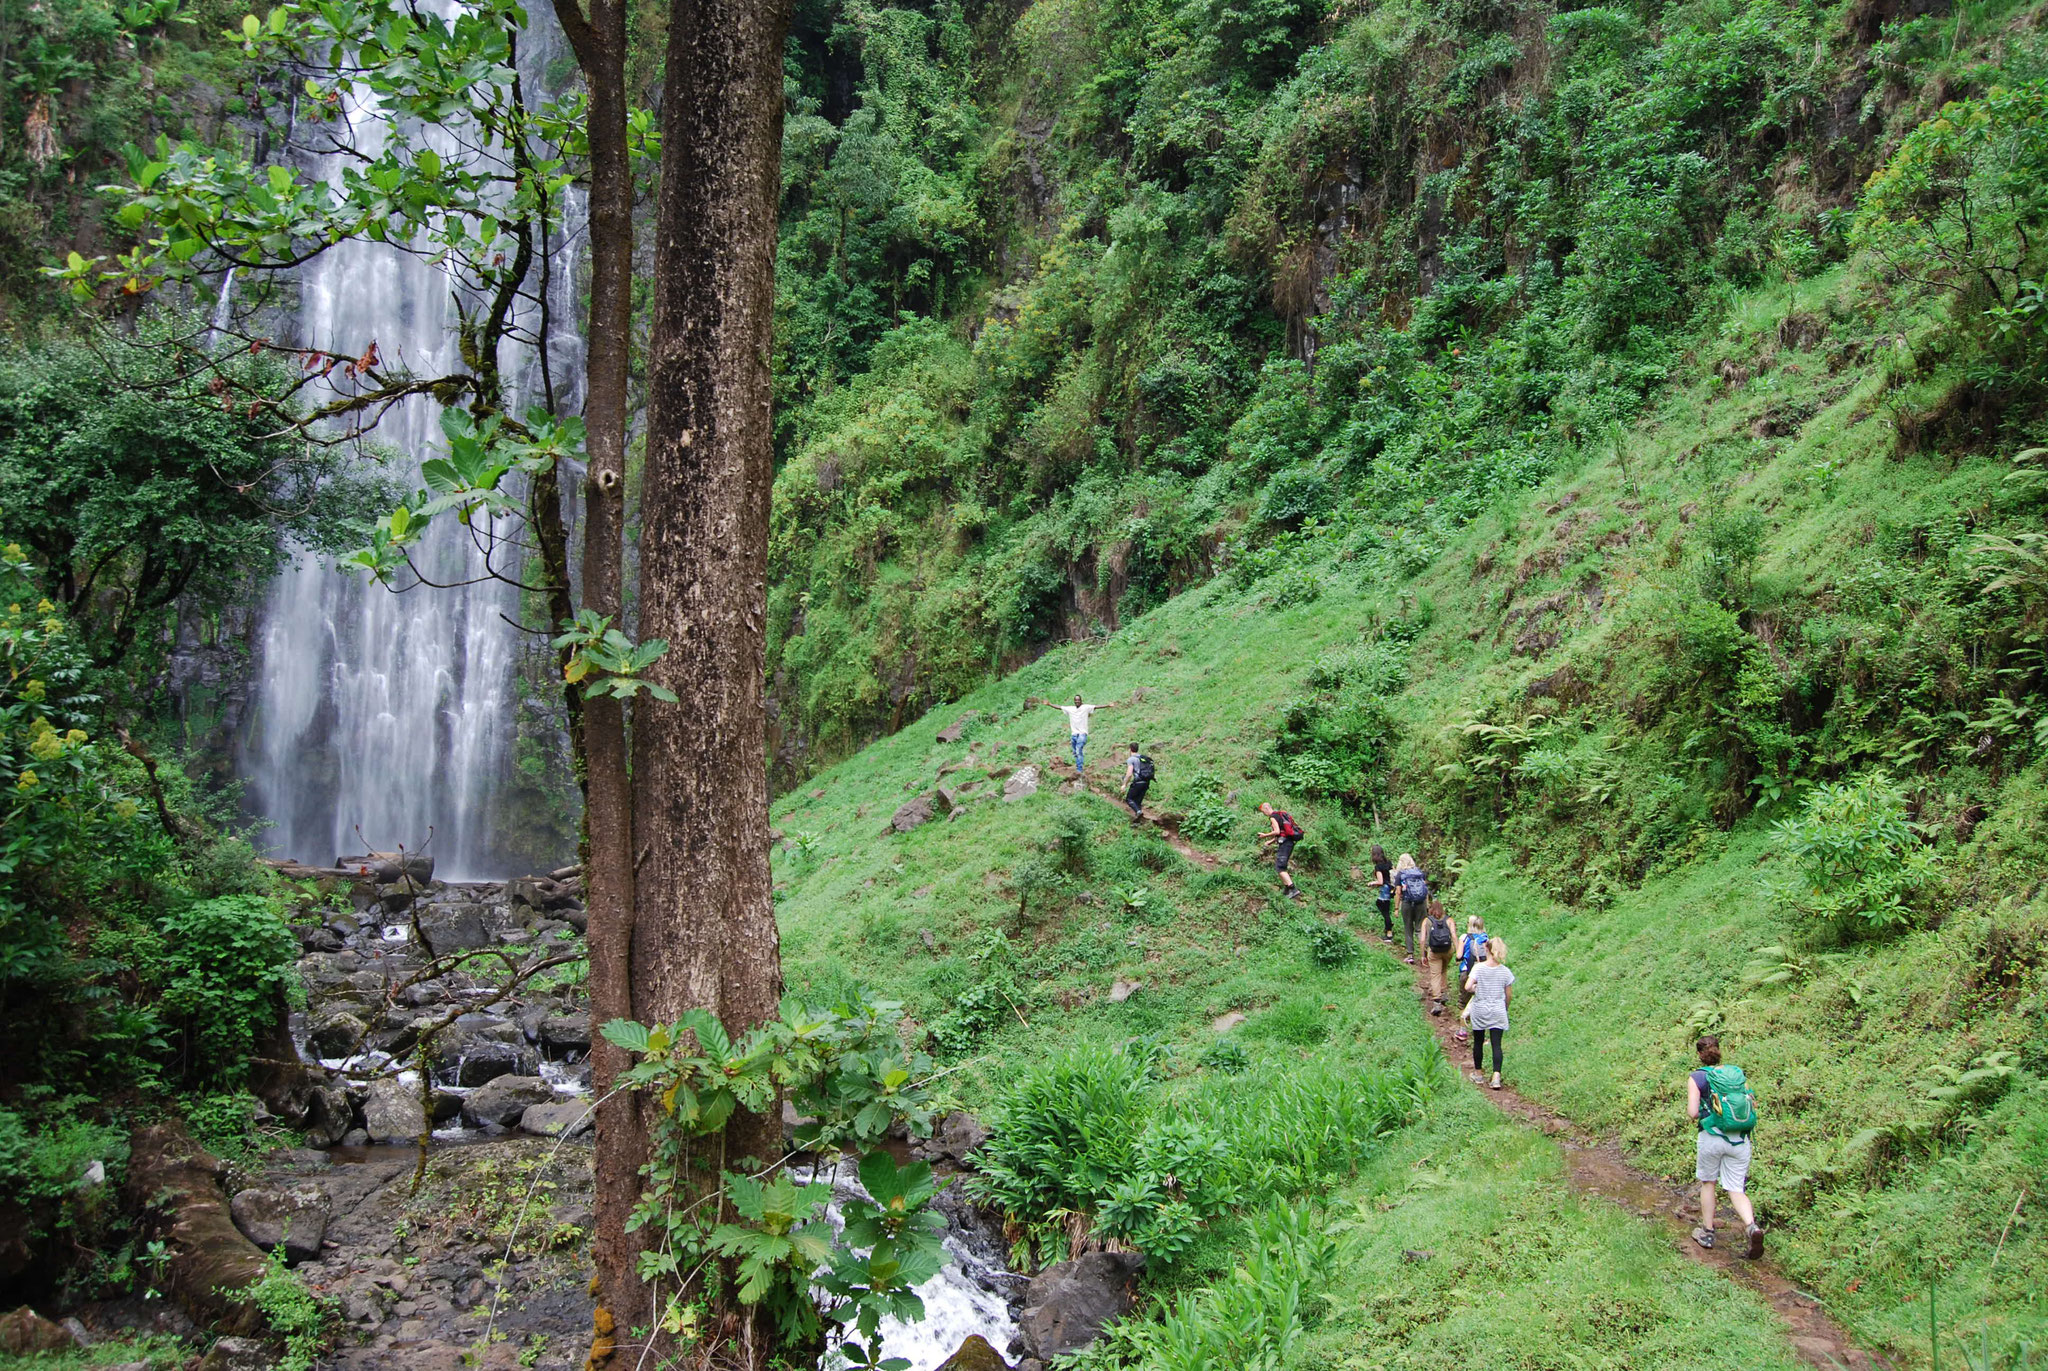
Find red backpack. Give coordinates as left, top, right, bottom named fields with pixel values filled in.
left=1274, top=811, right=1303, bottom=839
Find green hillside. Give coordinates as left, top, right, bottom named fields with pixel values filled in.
left=771, top=256, right=2048, bottom=1366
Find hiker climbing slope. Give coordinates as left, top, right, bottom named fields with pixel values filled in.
left=1393, top=853, right=1429, bottom=963
left=1257, top=802, right=1305, bottom=901
left=1122, top=743, right=1154, bottom=822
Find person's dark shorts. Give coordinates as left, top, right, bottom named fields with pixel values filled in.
left=1274, top=837, right=1296, bottom=871
left=1126, top=780, right=1150, bottom=811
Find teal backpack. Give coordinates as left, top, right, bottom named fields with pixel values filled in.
left=1699, top=1065, right=1758, bottom=1138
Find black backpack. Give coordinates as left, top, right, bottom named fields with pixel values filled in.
left=1426, top=913, right=1453, bottom=950
left=1133, top=754, right=1155, bottom=782
left=1275, top=811, right=1303, bottom=839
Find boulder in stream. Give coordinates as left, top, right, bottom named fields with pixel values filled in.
left=362, top=1080, right=427, bottom=1145
left=306, top=1010, right=369, bottom=1060
left=519, top=1101, right=594, bottom=1138
left=539, top=1014, right=591, bottom=1054
left=934, top=1336, right=1011, bottom=1371
left=463, top=1075, right=555, bottom=1128
left=1015, top=1251, right=1144, bottom=1360
left=415, top=903, right=491, bottom=956
left=229, top=1185, right=329, bottom=1265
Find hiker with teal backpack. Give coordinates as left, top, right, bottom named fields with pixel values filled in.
left=1688, top=1034, right=1765, bottom=1258
left=1453, top=913, right=1489, bottom=1041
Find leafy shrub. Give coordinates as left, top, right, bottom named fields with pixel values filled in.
left=1267, top=566, right=1323, bottom=607
left=1175, top=770, right=1241, bottom=843
left=158, top=895, right=300, bottom=1082
left=1198, top=1037, right=1249, bottom=1074
left=1770, top=772, right=1942, bottom=934
left=970, top=1044, right=1156, bottom=1222
left=1258, top=466, right=1333, bottom=527
left=928, top=932, right=1029, bottom=1054
left=241, top=1249, right=333, bottom=1371
left=0, top=1106, right=128, bottom=1201
left=1303, top=921, right=1357, bottom=969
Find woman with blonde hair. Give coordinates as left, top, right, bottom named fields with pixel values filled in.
left=1391, top=852, right=1429, bottom=965
left=1463, top=936, right=1514, bottom=1089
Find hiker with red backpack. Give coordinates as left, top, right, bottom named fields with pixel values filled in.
left=1688, top=1034, right=1765, bottom=1259
left=1257, top=802, right=1305, bottom=901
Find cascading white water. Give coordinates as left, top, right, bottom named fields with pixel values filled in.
left=241, top=14, right=584, bottom=880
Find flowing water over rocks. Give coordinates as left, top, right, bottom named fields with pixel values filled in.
left=262, top=861, right=1026, bottom=1371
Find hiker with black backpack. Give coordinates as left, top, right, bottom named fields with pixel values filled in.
left=1418, top=898, right=1458, bottom=1015
left=1257, top=802, right=1305, bottom=901
left=1122, top=743, right=1154, bottom=822
left=1688, top=1035, right=1764, bottom=1258
left=1392, top=854, right=1430, bottom=964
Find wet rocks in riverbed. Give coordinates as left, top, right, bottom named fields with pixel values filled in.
left=307, top=1010, right=370, bottom=1060
left=538, top=1014, right=590, bottom=1054
left=462, top=1076, right=554, bottom=1128
left=414, top=904, right=491, bottom=955
left=362, top=1080, right=427, bottom=1146
left=229, top=1186, right=330, bottom=1265
left=195, top=1334, right=274, bottom=1371
left=519, top=1101, right=593, bottom=1138
left=1014, top=1252, right=1144, bottom=1360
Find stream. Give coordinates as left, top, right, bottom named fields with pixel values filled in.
left=272, top=864, right=1022, bottom=1371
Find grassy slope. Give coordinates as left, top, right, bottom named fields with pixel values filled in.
left=771, top=264, right=2046, bottom=1367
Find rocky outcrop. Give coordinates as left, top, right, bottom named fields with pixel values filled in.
left=229, top=1185, right=330, bottom=1265
left=1015, top=1251, right=1144, bottom=1360
left=1002, top=766, right=1040, bottom=802
left=195, top=1334, right=275, bottom=1371
left=538, top=1014, right=591, bottom=1054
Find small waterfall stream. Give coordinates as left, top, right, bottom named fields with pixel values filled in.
left=239, top=9, right=583, bottom=880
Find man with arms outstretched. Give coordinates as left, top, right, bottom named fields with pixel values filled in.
left=1043, top=694, right=1114, bottom=776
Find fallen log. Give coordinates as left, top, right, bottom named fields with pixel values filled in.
left=123, top=1122, right=268, bottom=1334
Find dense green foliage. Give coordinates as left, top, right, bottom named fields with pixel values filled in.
left=764, top=0, right=2048, bottom=781
left=0, top=325, right=385, bottom=671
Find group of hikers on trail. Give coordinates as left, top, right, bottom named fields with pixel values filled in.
left=1029, top=690, right=1769, bottom=1261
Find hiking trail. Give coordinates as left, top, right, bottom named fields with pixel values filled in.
left=1052, top=774, right=1886, bottom=1371
left=1369, top=925, right=1888, bottom=1370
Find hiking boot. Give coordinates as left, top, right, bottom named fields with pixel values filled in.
left=1744, top=1224, right=1764, bottom=1260
left=1691, top=1227, right=1715, bottom=1250
left=1404, top=956, right=1415, bottom=965
left=1429, top=1003, right=1443, bottom=1016
left=1285, top=888, right=1303, bottom=901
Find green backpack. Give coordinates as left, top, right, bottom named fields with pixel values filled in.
left=1699, top=1064, right=1758, bottom=1138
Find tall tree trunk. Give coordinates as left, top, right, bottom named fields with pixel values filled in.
left=598, top=0, right=793, bottom=1361
left=547, top=0, right=645, bottom=1357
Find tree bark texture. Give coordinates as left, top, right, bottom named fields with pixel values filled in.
left=547, top=0, right=645, bottom=1362
left=603, top=0, right=794, bottom=1361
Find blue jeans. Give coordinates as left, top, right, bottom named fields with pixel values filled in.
left=1071, top=733, right=1087, bottom=771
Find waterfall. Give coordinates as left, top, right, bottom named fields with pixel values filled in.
left=240, top=12, right=583, bottom=881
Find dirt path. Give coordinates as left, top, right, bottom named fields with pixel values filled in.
left=1373, top=929, right=1887, bottom=1370
left=1060, top=762, right=1220, bottom=870
left=1064, top=784, right=1886, bottom=1369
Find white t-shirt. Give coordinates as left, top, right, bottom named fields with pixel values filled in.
left=1060, top=703, right=1097, bottom=733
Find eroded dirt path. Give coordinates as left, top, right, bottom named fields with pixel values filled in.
left=1375, top=928, right=1888, bottom=1370
left=1062, top=763, right=1221, bottom=870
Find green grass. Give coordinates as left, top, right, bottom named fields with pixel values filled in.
left=770, top=258, right=2048, bottom=1367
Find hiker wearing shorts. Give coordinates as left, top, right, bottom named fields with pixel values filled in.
left=1257, top=802, right=1304, bottom=901
left=1392, top=854, right=1429, bottom=964
left=1122, top=743, right=1152, bottom=822
left=1689, top=1035, right=1764, bottom=1258
left=1370, top=844, right=1395, bottom=941
left=1418, top=898, right=1458, bottom=1015
left=1043, top=694, right=1113, bottom=776
left=1463, top=936, right=1513, bottom=1090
